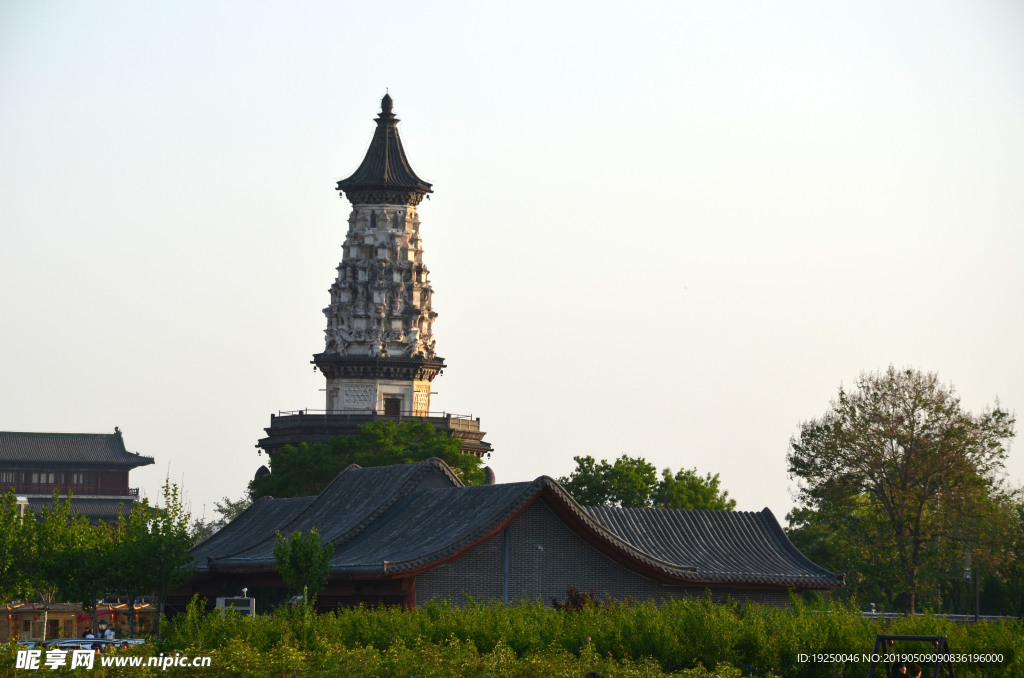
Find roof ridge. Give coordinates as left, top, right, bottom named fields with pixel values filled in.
left=254, top=459, right=376, bottom=538
left=420, top=457, right=465, bottom=488
left=0, top=430, right=120, bottom=437
left=324, top=459, right=463, bottom=550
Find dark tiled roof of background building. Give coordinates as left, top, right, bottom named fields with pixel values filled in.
left=194, top=460, right=463, bottom=570
left=585, top=506, right=843, bottom=589
left=0, top=430, right=155, bottom=468
left=195, top=459, right=843, bottom=590
left=191, top=495, right=315, bottom=565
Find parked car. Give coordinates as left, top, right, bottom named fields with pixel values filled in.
left=41, top=638, right=114, bottom=651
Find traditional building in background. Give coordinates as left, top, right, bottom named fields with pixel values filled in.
left=0, top=428, right=153, bottom=524
left=258, top=95, right=491, bottom=459
left=180, top=459, right=843, bottom=610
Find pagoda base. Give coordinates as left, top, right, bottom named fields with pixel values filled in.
left=257, top=411, right=492, bottom=458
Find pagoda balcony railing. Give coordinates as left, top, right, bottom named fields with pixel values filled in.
left=275, top=409, right=477, bottom=421
left=269, top=409, right=482, bottom=434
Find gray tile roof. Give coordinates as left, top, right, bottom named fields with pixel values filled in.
left=585, top=506, right=844, bottom=589
left=332, top=480, right=541, bottom=575
left=195, top=460, right=463, bottom=571
left=191, top=495, right=315, bottom=565
left=194, top=458, right=842, bottom=590
left=0, top=430, right=155, bottom=468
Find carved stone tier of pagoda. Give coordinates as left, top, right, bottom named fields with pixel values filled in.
left=258, top=94, right=492, bottom=459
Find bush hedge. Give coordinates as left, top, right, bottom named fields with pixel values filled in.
left=2, top=596, right=1020, bottom=676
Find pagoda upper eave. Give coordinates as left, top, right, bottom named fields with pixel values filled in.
left=312, top=354, right=446, bottom=381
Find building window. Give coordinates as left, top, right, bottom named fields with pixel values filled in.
left=384, top=397, right=401, bottom=416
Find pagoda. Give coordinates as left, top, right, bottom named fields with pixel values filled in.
left=258, top=95, right=491, bottom=458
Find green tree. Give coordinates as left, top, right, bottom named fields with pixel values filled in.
left=58, top=511, right=117, bottom=619
left=251, top=420, right=485, bottom=499
left=5, top=485, right=199, bottom=638
left=987, top=492, right=1024, bottom=615
left=22, top=493, right=80, bottom=640
left=10, top=492, right=125, bottom=632
left=113, top=480, right=196, bottom=636
left=786, top=366, right=1015, bottom=614
left=559, top=455, right=656, bottom=508
left=111, top=501, right=153, bottom=637
left=273, top=528, right=334, bottom=601
left=0, top=490, right=33, bottom=602
left=654, top=468, right=737, bottom=510
left=938, top=488, right=1024, bottom=615
left=191, top=493, right=253, bottom=545
left=558, top=455, right=735, bottom=510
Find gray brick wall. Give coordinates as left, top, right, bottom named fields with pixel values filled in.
left=415, top=522, right=504, bottom=604
left=415, top=498, right=793, bottom=608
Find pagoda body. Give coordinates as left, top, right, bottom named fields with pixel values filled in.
left=317, top=93, right=442, bottom=417
left=258, top=95, right=490, bottom=458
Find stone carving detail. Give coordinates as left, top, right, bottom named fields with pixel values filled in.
left=322, top=204, right=438, bottom=359
left=343, top=384, right=375, bottom=410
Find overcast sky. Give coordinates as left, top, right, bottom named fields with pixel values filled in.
left=2, top=1, right=1022, bottom=521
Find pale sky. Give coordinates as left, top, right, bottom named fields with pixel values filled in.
left=2, top=1, right=1022, bottom=522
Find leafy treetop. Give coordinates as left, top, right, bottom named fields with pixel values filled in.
left=558, top=454, right=736, bottom=510
left=250, top=420, right=485, bottom=499
left=190, top=493, right=253, bottom=546
left=273, top=528, right=334, bottom=600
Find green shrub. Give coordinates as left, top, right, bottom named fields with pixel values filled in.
left=8, top=596, right=1012, bottom=677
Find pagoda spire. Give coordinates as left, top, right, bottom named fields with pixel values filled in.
left=336, top=94, right=432, bottom=206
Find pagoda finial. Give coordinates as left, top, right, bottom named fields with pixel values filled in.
left=381, top=92, right=393, bottom=115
